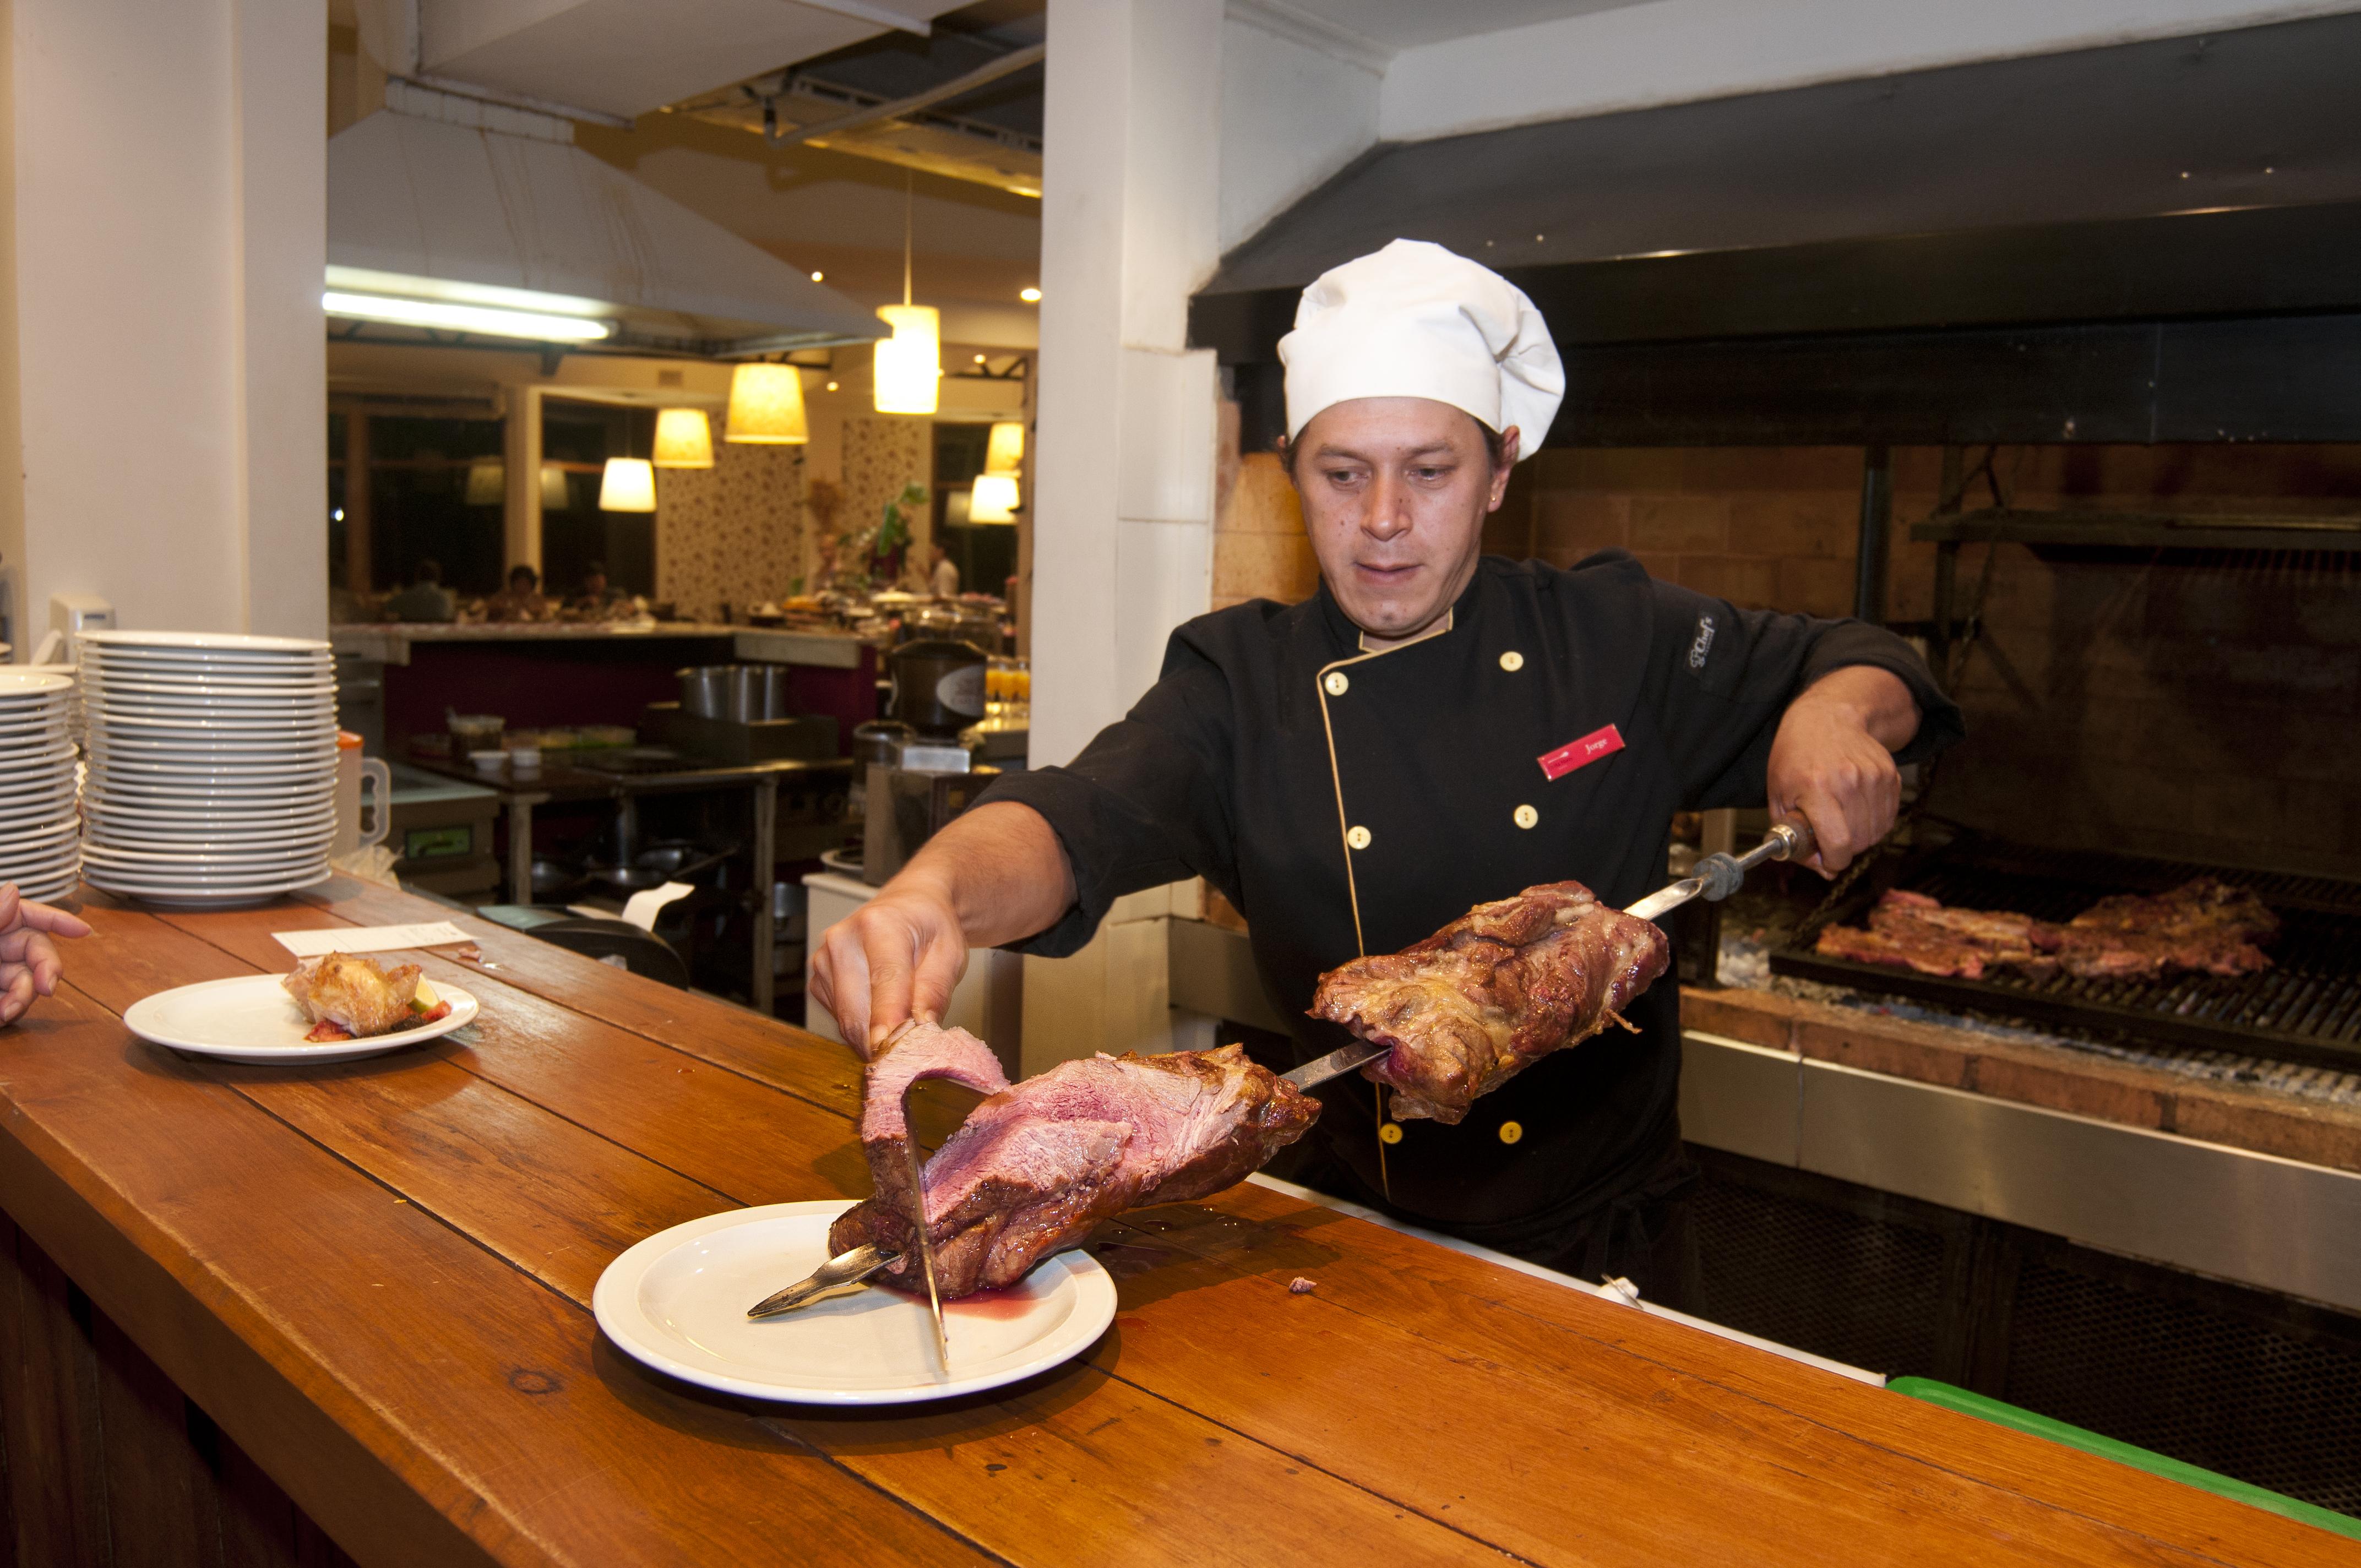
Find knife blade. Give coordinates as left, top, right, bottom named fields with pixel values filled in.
left=904, top=1130, right=951, bottom=1371
left=1282, top=821, right=1816, bottom=1093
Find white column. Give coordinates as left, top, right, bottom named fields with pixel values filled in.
left=1029, top=0, right=1222, bottom=768
left=1023, top=0, right=1223, bottom=1063
left=4, top=0, right=325, bottom=647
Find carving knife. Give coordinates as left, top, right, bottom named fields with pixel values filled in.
left=1281, top=820, right=1817, bottom=1092
left=904, top=1134, right=953, bottom=1372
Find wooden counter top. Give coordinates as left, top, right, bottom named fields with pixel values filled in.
left=0, top=877, right=2344, bottom=1565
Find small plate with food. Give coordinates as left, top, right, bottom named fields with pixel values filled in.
left=124, top=952, right=478, bottom=1064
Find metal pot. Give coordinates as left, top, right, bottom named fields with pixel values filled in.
left=730, top=662, right=789, bottom=721
left=677, top=666, right=731, bottom=718
left=888, top=640, right=988, bottom=739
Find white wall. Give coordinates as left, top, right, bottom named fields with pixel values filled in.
left=1217, top=11, right=1380, bottom=255
left=1378, top=0, right=2361, bottom=143
left=6, top=0, right=325, bottom=649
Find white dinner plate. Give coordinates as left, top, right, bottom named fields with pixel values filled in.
left=593, top=1200, right=1118, bottom=1406
left=0, top=739, right=75, bottom=763
left=82, top=844, right=331, bottom=872
left=10, top=876, right=78, bottom=903
left=0, top=670, right=75, bottom=700
left=0, top=846, right=78, bottom=875
left=122, top=971, right=477, bottom=1064
left=80, top=629, right=331, bottom=656
left=0, top=798, right=78, bottom=827
left=86, top=756, right=338, bottom=778
left=84, top=807, right=335, bottom=834
left=83, top=872, right=331, bottom=906
left=0, top=817, right=80, bottom=848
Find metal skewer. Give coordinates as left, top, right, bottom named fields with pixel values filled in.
left=1282, top=820, right=1817, bottom=1092
left=746, top=1243, right=896, bottom=1318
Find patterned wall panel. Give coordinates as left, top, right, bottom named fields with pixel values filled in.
left=654, top=437, right=806, bottom=620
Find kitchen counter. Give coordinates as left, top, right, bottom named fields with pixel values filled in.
left=0, top=877, right=2345, bottom=1565
left=333, top=620, right=875, bottom=668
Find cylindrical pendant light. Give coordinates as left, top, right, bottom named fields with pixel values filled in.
left=540, top=463, right=570, bottom=510
left=725, top=364, right=809, bottom=444
left=464, top=459, right=505, bottom=505
left=967, top=471, right=1019, bottom=523
left=873, top=304, right=941, bottom=416
left=983, top=421, right=1025, bottom=475
left=873, top=172, right=940, bottom=416
left=599, top=457, right=656, bottom=512
left=652, top=407, right=715, bottom=468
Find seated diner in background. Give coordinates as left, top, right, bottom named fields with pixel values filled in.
left=487, top=563, right=550, bottom=622
left=382, top=559, right=457, bottom=623
left=0, top=883, right=89, bottom=1027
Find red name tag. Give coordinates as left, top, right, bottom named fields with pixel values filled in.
left=1537, top=725, right=1624, bottom=781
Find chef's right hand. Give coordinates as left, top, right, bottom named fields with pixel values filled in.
left=808, top=878, right=969, bottom=1058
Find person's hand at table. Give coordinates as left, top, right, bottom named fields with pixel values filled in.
left=1764, top=667, right=1922, bottom=876
left=808, top=802, right=1075, bottom=1058
left=0, top=884, right=91, bottom=1026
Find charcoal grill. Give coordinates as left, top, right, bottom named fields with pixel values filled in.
left=1771, top=837, right=2361, bottom=1069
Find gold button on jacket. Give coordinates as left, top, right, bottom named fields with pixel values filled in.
left=1499, top=650, right=1524, bottom=672
left=1498, top=1121, right=1524, bottom=1145
left=1323, top=671, right=1350, bottom=696
left=1513, top=804, right=1539, bottom=829
left=1345, top=825, right=1372, bottom=851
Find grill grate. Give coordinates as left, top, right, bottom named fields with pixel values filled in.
left=1772, top=839, right=2361, bottom=1070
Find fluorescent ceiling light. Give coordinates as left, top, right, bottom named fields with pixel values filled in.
left=324, top=265, right=610, bottom=320
left=323, top=290, right=613, bottom=342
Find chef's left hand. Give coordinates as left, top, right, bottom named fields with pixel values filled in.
left=1765, top=667, right=1921, bottom=875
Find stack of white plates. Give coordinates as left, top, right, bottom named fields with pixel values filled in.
left=0, top=669, right=80, bottom=902
left=78, top=631, right=338, bottom=910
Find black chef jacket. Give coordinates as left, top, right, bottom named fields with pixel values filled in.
left=978, top=551, right=1963, bottom=1252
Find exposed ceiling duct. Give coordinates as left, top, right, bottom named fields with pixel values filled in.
left=328, top=84, right=884, bottom=358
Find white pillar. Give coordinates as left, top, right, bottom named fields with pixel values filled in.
left=1023, top=0, right=1223, bottom=1063
left=1029, top=0, right=1222, bottom=768
left=4, top=0, right=325, bottom=649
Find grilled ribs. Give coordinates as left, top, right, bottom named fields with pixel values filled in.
left=830, top=1024, right=1318, bottom=1298
left=1307, top=881, right=1671, bottom=1124
left=1816, top=877, right=2276, bottom=983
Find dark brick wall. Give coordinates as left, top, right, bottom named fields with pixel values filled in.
left=1498, top=445, right=2361, bottom=877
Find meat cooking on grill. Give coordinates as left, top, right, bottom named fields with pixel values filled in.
left=1308, top=880, right=1672, bottom=1124
left=1815, top=889, right=2060, bottom=979
left=1816, top=877, right=2276, bottom=983
left=829, top=1023, right=1319, bottom=1298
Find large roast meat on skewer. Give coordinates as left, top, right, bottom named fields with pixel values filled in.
left=830, top=1023, right=1319, bottom=1298
left=1309, top=880, right=1672, bottom=1124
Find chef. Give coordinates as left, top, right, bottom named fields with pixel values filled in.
left=812, top=239, right=1963, bottom=1306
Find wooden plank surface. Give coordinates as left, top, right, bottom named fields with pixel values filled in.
left=0, top=878, right=2349, bottom=1567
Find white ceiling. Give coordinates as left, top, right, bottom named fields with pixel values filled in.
left=366, top=0, right=970, bottom=121
left=1254, top=0, right=1656, bottom=55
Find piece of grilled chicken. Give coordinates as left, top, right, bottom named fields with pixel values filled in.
left=282, top=951, right=423, bottom=1038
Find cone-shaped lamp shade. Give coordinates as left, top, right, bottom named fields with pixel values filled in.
left=983, top=421, right=1025, bottom=475
left=599, top=457, right=657, bottom=512
left=873, top=304, right=941, bottom=415
left=652, top=407, right=715, bottom=468
left=968, top=471, right=1019, bottom=523
left=725, top=364, right=808, bottom=444
left=464, top=459, right=505, bottom=505
left=540, top=464, right=570, bottom=510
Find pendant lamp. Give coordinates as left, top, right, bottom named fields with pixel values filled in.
left=652, top=407, right=715, bottom=468
left=599, top=457, right=656, bottom=512
left=874, top=173, right=940, bottom=415
left=725, top=364, right=809, bottom=444
left=967, top=471, right=1019, bottom=523
left=464, top=459, right=505, bottom=506
left=540, top=463, right=570, bottom=510
left=983, top=421, right=1024, bottom=475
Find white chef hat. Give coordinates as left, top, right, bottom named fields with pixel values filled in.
left=1278, top=238, right=1563, bottom=459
